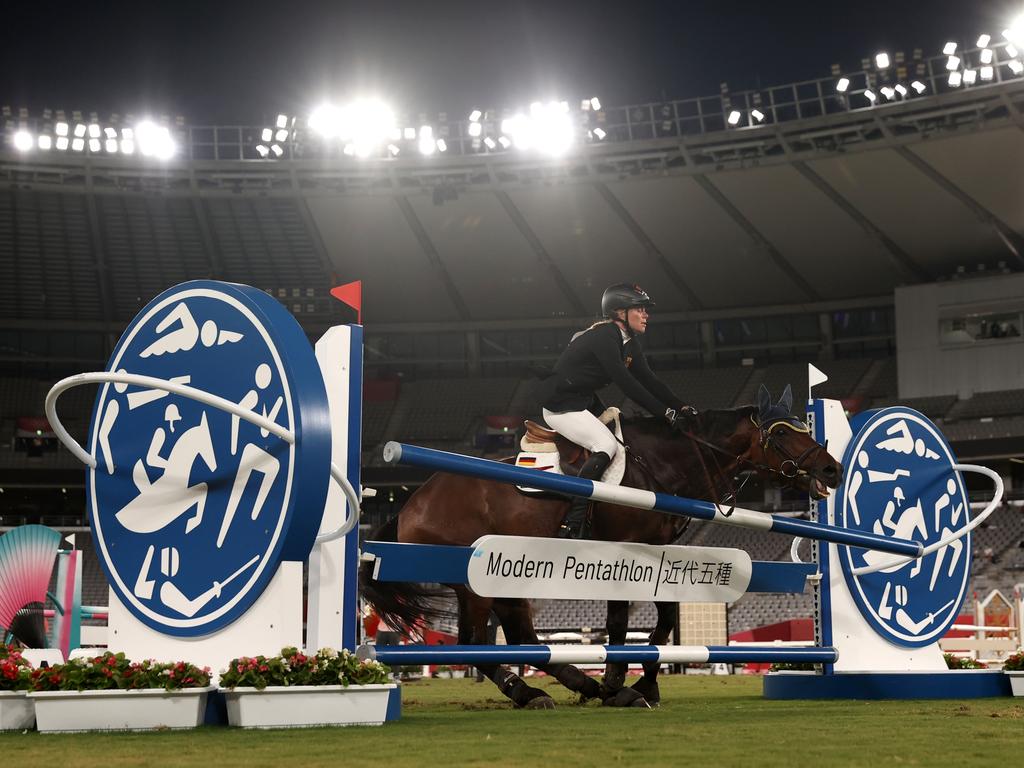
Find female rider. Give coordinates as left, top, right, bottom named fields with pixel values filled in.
left=540, top=283, right=694, bottom=539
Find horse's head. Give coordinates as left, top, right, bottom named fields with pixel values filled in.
left=744, top=384, right=843, bottom=500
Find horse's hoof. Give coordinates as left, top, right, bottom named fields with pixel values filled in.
left=630, top=680, right=660, bottom=706
left=523, top=695, right=556, bottom=710
left=601, top=687, right=650, bottom=708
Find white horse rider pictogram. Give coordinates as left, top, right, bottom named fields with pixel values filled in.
left=115, top=407, right=217, bottom=534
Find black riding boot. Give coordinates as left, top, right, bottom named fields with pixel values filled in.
left=557, top=451, right=612, bottom=540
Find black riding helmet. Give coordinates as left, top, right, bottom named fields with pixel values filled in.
left=601, top=283, right=655, bottom=318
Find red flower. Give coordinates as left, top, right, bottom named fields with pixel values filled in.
left=259, top=665, right=269, bottom=672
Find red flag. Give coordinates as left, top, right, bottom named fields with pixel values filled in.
left=330, top=281, right=362, bottom=323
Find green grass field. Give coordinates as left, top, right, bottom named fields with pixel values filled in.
left=2, top=676, right=1022, bottom=767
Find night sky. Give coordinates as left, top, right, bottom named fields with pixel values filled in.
left=2, top=0, right=1020, bottom=124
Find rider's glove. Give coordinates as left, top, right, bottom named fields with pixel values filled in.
left=678, top=405, right=699, bottom=419
left=664, top=407, right=678, bottom=427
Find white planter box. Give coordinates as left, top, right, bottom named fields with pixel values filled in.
left=28, top=686, right=214, bottom=733
left=1008, top=671, right=1024, bottom=697
left=0, top=691, right=34, bottom=730
left=222, top=684, right=396, bottom=728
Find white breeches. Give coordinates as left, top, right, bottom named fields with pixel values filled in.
left=542, top=408, right=619, bottom=459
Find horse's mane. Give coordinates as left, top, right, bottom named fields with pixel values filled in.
left=619, top=405, right=757, bottom=440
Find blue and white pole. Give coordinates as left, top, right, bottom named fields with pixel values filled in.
left=382, top=442, right=923, bottom=559
left=358, top=643, right=838, bottom=666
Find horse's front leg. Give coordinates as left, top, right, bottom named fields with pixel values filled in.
left=630, top=600, right=676, bottom=706
left=456, top=589, right=553, bottom=709
left=491, top=598, right=602, bottom=704
left=601, top=600, right=649, bottom=707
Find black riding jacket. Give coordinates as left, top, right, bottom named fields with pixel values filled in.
left=540, top=321, right=682, bottom=416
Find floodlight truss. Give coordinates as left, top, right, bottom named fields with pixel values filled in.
left=4, top=36, right=1022, bottom=161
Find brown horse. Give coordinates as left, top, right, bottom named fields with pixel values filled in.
left=361, top=385, right=843, bottom=709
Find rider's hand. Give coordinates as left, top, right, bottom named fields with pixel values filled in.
left=678, top=405, right=699, bottom=419
left=664, top=407, right=678, bottom=427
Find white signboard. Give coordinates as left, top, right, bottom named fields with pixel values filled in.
left=467, top=535, right=752, bottom=603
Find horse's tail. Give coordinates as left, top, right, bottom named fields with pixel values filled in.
left=359, top=516, right=450, bottom=639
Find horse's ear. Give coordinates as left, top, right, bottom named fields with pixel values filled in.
left=778, top=384, right=793, bottom=414
left=757, top=384, right=771, bottom=420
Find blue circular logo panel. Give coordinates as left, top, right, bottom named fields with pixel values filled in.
left=87, top=281, right=331, bottom=637
left=838, top=407, right=970, bottom=647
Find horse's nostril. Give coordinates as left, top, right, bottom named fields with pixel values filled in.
left=823, top=465, right=837, bottom=477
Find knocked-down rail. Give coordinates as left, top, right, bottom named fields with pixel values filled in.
left=358, top=643, right=839, bottom=666
left=382, top=441, right=923, bottom=559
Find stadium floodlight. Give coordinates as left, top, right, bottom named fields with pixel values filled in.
left=105, top=138, right=118, bottom=152
left=88, top=138, right=100, bottom=152
left=310, top=99, right=396, bottom=157
left=276, top=114, right=288, bottom=129
left=499, top=100, right=575, bottom=154
left=261, top=127, right=273, bottom=142
left=387, top=143, right=400, bottom=156
left=342, top=142, right=355, bottom=156
left=590, top=96, right=601, bottom=111
left=751, top=108, right=765, bottom=122
left=894, top=83, right=908, bottom=96
left=104, top=127, right=117, bottom=139
left=1008, top=44, right=1020, bottom=58
left=122, top=127, right=134, bottom=140
left=88, top=123, right=100, bottom=139
left=948, top=71, right=963, bottom=86
left=309, top=104, right=343, bottom=138
left=593, top=126, right=606, bottom=139
left=727, top=110, right=741, bottom=125
left=864, top=89, right=877, bottom=103
left=436, top=138, right=447, bottom=152
left=38, top=135, right=52, bottom=150
left=275, top=128, right=288, bottom=142
left=977, top=34, right=991, bottom=47
left=911, top=80, right=927, bottom=93
left=13, top=130, right=33, bottom=151
left=74, top=123, right=87, bottom=138
left=963, top=69, right=978, bottom=85
left=120, top=138, right=134, bottom=154
left=135, top=120, right=175, bottom=159
left=980, top=48, right=994, bottom=64
left=468, top=109, right=482, bottom=122
left=880, top=86, right=895, bottom=100
left=980, top=65, right=995, bottom=80
left=1005, top=15, right=1024, bottom=46
left=498, top=135, right=512, bottom=148
left=71, top=137, right=84, bottom=151
left=417, top=125, right=435, bottom=155
left=946, top=55, right=960, bottom=70
left=403, top=126, right=416, bottom=140
left=468, top=121, right=482, bottom=137
left=255, top=144, right=269, bottom=158
left=56, top=136, right=69, bottom=150
left=55, top=121, right=69, bottom=137
left=835, top=77, right=850, bottom=92
left=942, top=41, right=957, bottom=55
left=270, top=144, right=283, bottom=157
left=875, top=52, right=890, bottom=69
left=483, top=136, right=497, bottom=149
left=1010, top=59, right=1024, bottom=75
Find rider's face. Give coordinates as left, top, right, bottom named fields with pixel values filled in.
left=626, top=307, right=649, bottom=335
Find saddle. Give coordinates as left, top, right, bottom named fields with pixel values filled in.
left=517, top=408, right=625, bottom=483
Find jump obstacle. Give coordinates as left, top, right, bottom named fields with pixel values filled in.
left=43, top=281, right=1012, bottom=703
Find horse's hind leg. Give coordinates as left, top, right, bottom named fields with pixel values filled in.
left=630, top=600, right=676, bottom=706
left=601, top=600, right=648, bottom=708
left=457, top=589, right=553, bottom=710
left=491, top=598, right=602, bottom=703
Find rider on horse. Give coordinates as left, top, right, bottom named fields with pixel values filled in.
left=539, top=283, right=696, bottom=539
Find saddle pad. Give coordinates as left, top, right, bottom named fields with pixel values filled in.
left=515, top=408, right=625, bottom=492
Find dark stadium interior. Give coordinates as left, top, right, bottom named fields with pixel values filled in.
left=2, top=6, right=1024, bottom=641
